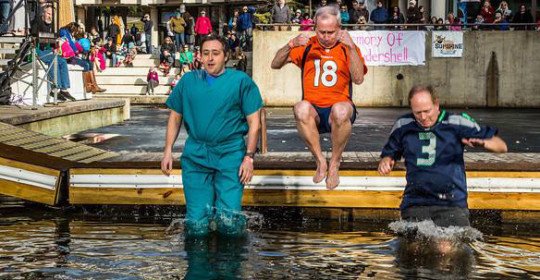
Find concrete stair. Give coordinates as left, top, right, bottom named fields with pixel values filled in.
left=94, top=54, right=180, bottom=103
left=0, top=36, right=24, bottom=70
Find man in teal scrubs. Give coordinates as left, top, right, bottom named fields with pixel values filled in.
left=161, top=35, right=263, bottom=236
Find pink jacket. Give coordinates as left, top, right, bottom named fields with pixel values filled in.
left=147, top=71, right=159, bottom=83
left=300, top=19, right=314, bottom=31
left=90, top=47, right=107, bottom=71
left=195, top=16, right=212, bottom=35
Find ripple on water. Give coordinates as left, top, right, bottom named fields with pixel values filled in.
left=0, top=209, right=540, bottom=279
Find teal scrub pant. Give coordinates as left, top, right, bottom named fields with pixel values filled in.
left=181, top=137, right=247, bottom=237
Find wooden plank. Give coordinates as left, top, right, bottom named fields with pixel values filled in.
left=352, top=209, right=401, bottom=221
left=8, top=135, right=52, bottom=146
left=20, top=138, right=67, bottom=150
left=0, top=131, right=36, bottom=142
left=67, top=184, right=540, bottom=210
left=70, top=168, right=178, bottom=175
left=0, top=180, right=57, bottom=205
left=468, top=192, right=540, bottom=211
left=63, top=150, right=108, bottom=162
left=49, top=146, right=95, bottom=158
left=78, top=152, right=120, bottom=164
left=501, top=211, right=540, bottom=223
left=34, top=142, right=80, bottom=154
left=69, top=187, right=185, bottom=205
left=0, top=157, right=62, bottom=176
left=242, top=189, right=404, bottom=208
left=466, top=171, right=540, bottom=178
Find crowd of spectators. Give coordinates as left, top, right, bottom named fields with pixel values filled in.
left=261, top=0, right=537, bottom=31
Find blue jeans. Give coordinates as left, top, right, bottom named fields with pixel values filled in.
left=174, top=32, right=184, bottom=49
left=145, top=33, right=152, bottom=54
left=0, top=0, right=10, bottom=25
left=68, top=57, right=92, bottom=71
left=109, top=54, right=117, bottom=67
left=37, top=49, right=70, bottom=90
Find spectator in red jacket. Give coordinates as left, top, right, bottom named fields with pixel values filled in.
left=194, top=10, right=212, bottom=46
left=479, top=1, right=494, bottom=23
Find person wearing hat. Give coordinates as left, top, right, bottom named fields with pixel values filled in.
left=292, top=9, right=302, bottom=24
left=194, top=10, right=212, bottom=46
left=237, top=6, right=254, bottom=50
left=170, top=11, right=186, bottom=50
left=406, top=0, right=422, bottom=25
left=340, top=5, right=350, bottom=24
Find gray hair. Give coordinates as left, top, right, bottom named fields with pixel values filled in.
left=314, top=5, right=341, bottom=27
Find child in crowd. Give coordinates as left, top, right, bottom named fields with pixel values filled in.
left=89, top=45, right=106, bottom=74
left=146, top=67, right=159, bottom=95
left=179, top=45, right=194, bottom=74
left=167, top=74, right=181, bottom=95
left=300, top=13, right=314, bottom=31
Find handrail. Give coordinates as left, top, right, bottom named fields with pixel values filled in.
left=256, top=22, right=538, bottom=29
left=0, top=0, right=30, bottom=37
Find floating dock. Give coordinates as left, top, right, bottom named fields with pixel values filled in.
left=0, top=104, right=539, bottom=221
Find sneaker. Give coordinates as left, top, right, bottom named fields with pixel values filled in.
left=49, top=91, right=66, bottom=101
left=59, top=90, right=76, bottom=101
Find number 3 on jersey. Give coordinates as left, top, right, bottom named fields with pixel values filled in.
left=417, top=132, right=436, bottom=167
left=313, top=59, right=338, bottom=87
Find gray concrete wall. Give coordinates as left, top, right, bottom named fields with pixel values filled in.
left=253, top=30, right=540, bottom=108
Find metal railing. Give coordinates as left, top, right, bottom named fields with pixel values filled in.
left=1, top=0, right=67, bottom=108
left=255, top=22, right=539, bottom=30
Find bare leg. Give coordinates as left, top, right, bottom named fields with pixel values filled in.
left=326, top=102, right=354, bottom=189
left=294, top=101, right=327, bottom=183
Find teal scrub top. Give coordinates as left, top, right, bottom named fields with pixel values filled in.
left=166, top=69, right=263, bottom=145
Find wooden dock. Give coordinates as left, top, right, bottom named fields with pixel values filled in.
left=0, top=121, right=539, bottom=214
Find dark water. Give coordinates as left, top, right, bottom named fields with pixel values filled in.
left=81, top=107, right=540, bottom=153
left=1, top=201, right=539, bottom=279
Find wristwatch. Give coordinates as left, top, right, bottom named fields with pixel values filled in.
left=245, top=152, right=255, bottom=159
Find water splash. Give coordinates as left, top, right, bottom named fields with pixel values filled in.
left=165, top=209, right=265, bottom=237
left=388, top=220, right=483, bottom=243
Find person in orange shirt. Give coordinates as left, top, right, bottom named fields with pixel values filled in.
left=271, top=5, right=367, bottom=189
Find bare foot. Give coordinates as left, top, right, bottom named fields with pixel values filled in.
left=313, top=158, right=327, bottom=184
left=326, top=162, right=340, bottom=190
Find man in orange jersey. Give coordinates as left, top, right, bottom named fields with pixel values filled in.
left=271, top=5, right=367, bottom=189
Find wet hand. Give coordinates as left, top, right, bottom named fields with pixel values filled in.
left=338, top=30, right=355, bottom=49
left=462, top=138, right=485, bottom=148
left=238, top=156, right=254, bottom=184
left=378, top=157, right=395, bottom=175
left=161, top=152, right=173, bottom=176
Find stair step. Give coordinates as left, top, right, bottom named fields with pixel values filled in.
left=96, top=76, right=177, bottom=85
left=93, top=94, right=167, bottom=104
left=0, top=36, right=25, bottom=43
left=0, top=49, right=16, bottom=54
left=130, top=58, right=160, bottom=67
left=97, top=67, right=181, bottom=76
left=100, top=85, right=170, bottom=94
left=0, top=59, right=11, bottom=66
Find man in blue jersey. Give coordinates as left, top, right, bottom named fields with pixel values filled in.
left=161, top=35, right=263, bottom=236
left=378, top=85, right=507, bottom=227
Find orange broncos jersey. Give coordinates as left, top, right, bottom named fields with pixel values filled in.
left=289, top=36, right=368, bottom=108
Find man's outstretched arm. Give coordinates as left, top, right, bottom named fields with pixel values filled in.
left=462, top=135, right=508, bottom=153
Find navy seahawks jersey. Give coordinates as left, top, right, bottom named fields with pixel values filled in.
left=380, top=110, right=498, bottom=210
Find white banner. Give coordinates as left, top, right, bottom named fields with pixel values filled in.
left=432, top=31, right=464, bottom=58
left=350, top=30, right=426, bottom=66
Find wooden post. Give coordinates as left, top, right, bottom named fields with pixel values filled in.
left=260, top=108, right=268, bottom=154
